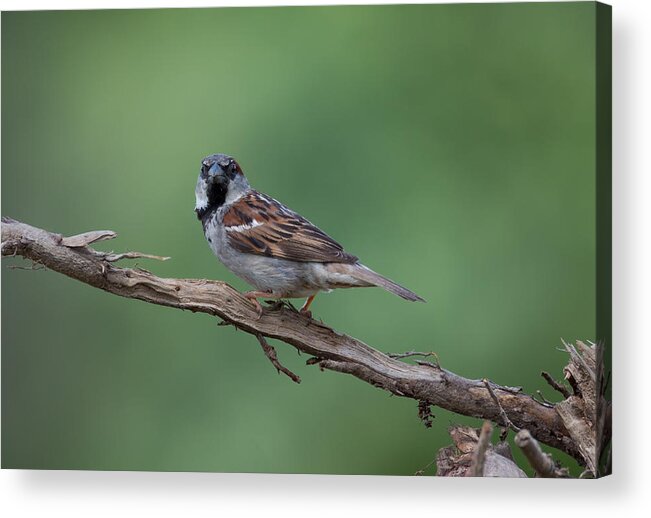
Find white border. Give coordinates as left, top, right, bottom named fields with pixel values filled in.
left=2, top=0, right=650, bottom=516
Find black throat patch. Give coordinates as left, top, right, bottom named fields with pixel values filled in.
left=196, top=181, right=227, bottom=229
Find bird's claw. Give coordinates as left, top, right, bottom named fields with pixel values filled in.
left=245, top=296, right=264, bottom=320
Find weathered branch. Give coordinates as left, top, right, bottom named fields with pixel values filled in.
left=556, top=340, right=610, bottom=476
left=467, top=421, right=493, bottom=477
left=1, top=217, right=580, bottom=461
left=541, top=371, right=571, bottom=399
left=435, top=425, right=526, bottom=478
left=515, top=429, right=569, bottom=478
left=256, top=333, right=301, bottom=384
left=482, top=378, right=520, bottom=432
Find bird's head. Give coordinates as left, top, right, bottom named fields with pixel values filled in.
left=195, top=153, right=250, bottom=219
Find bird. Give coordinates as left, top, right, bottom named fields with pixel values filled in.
left=194, top=153, right=425, bottom=317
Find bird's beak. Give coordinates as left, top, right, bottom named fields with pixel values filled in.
left=208, top=163, right=220, bottom=176
left=208, top=163, right=229, bottom=185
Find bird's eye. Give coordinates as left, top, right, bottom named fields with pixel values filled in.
left=201, top=162, right=210, bottom=175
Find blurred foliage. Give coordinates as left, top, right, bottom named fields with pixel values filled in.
left=2, top=3, right=597, bottom=475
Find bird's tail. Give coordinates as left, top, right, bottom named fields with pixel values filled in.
left=349, top=264, right=426, bottom=303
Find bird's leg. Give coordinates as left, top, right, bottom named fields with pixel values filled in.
left=299, top=294, right=317, bottom=317
left=243, top=290, right=283, bottom=319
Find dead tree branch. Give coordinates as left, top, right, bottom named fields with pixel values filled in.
left=256, top=333, right=301, bottom=384
left=541, top=371, right=571, bottom=399
left=482, top=378, right=520, bottom=432
left=467, top=421, right=493, bottom=477
left=436, top=424, right=526, bottom=478
left=1, top=217, right=581, bottom=461
left=556, top=340, right=610, bottom=476
left=515, top=429, right=570, bottom=478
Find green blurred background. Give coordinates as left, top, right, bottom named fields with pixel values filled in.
left=2, top=3, right=598, bottom=475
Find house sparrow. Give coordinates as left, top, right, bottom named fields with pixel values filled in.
left=195, top=153, right=425, bottom=317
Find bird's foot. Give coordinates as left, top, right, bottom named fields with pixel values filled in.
left=267, top=299, right=297, bottom=313
left=266, top=300, right=284, bottom=311
left=243, top=290, right=271, bottom=320
left=250, top=298, right=264, bottom=320
left=299, top=295, right=317, bottom=319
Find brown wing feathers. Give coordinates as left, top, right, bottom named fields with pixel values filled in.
left=223, top=191, right=358, bottom=264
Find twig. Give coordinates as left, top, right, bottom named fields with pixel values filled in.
left=482, top=379, right=519, bottom=432
left=388, top=351, right=441, bottom=370
left=58, top=228, right=169, bottom=262
left=255, top=334, right=301, bottom=384
left=61, top=230, right=117, bottom=247
left=415, top=360, right=441, bottom=370
left=541, top=370, right=571, bottom=398
left=414, top=455, right=438, bottom=476
left=564, top=369, right=582, bottom=397
left=7, top=262, right=46, bottom=271
left=217, top=319, right=234, bottom=327
left=100, top=251, right=170, bottom=262
left=515, top=429, right=569, bottom=478
left=535, top=390, right=554, bottom=407
left=388, top=351, right=438, bottom=363
left=467, top=421, right=493, bottom=477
